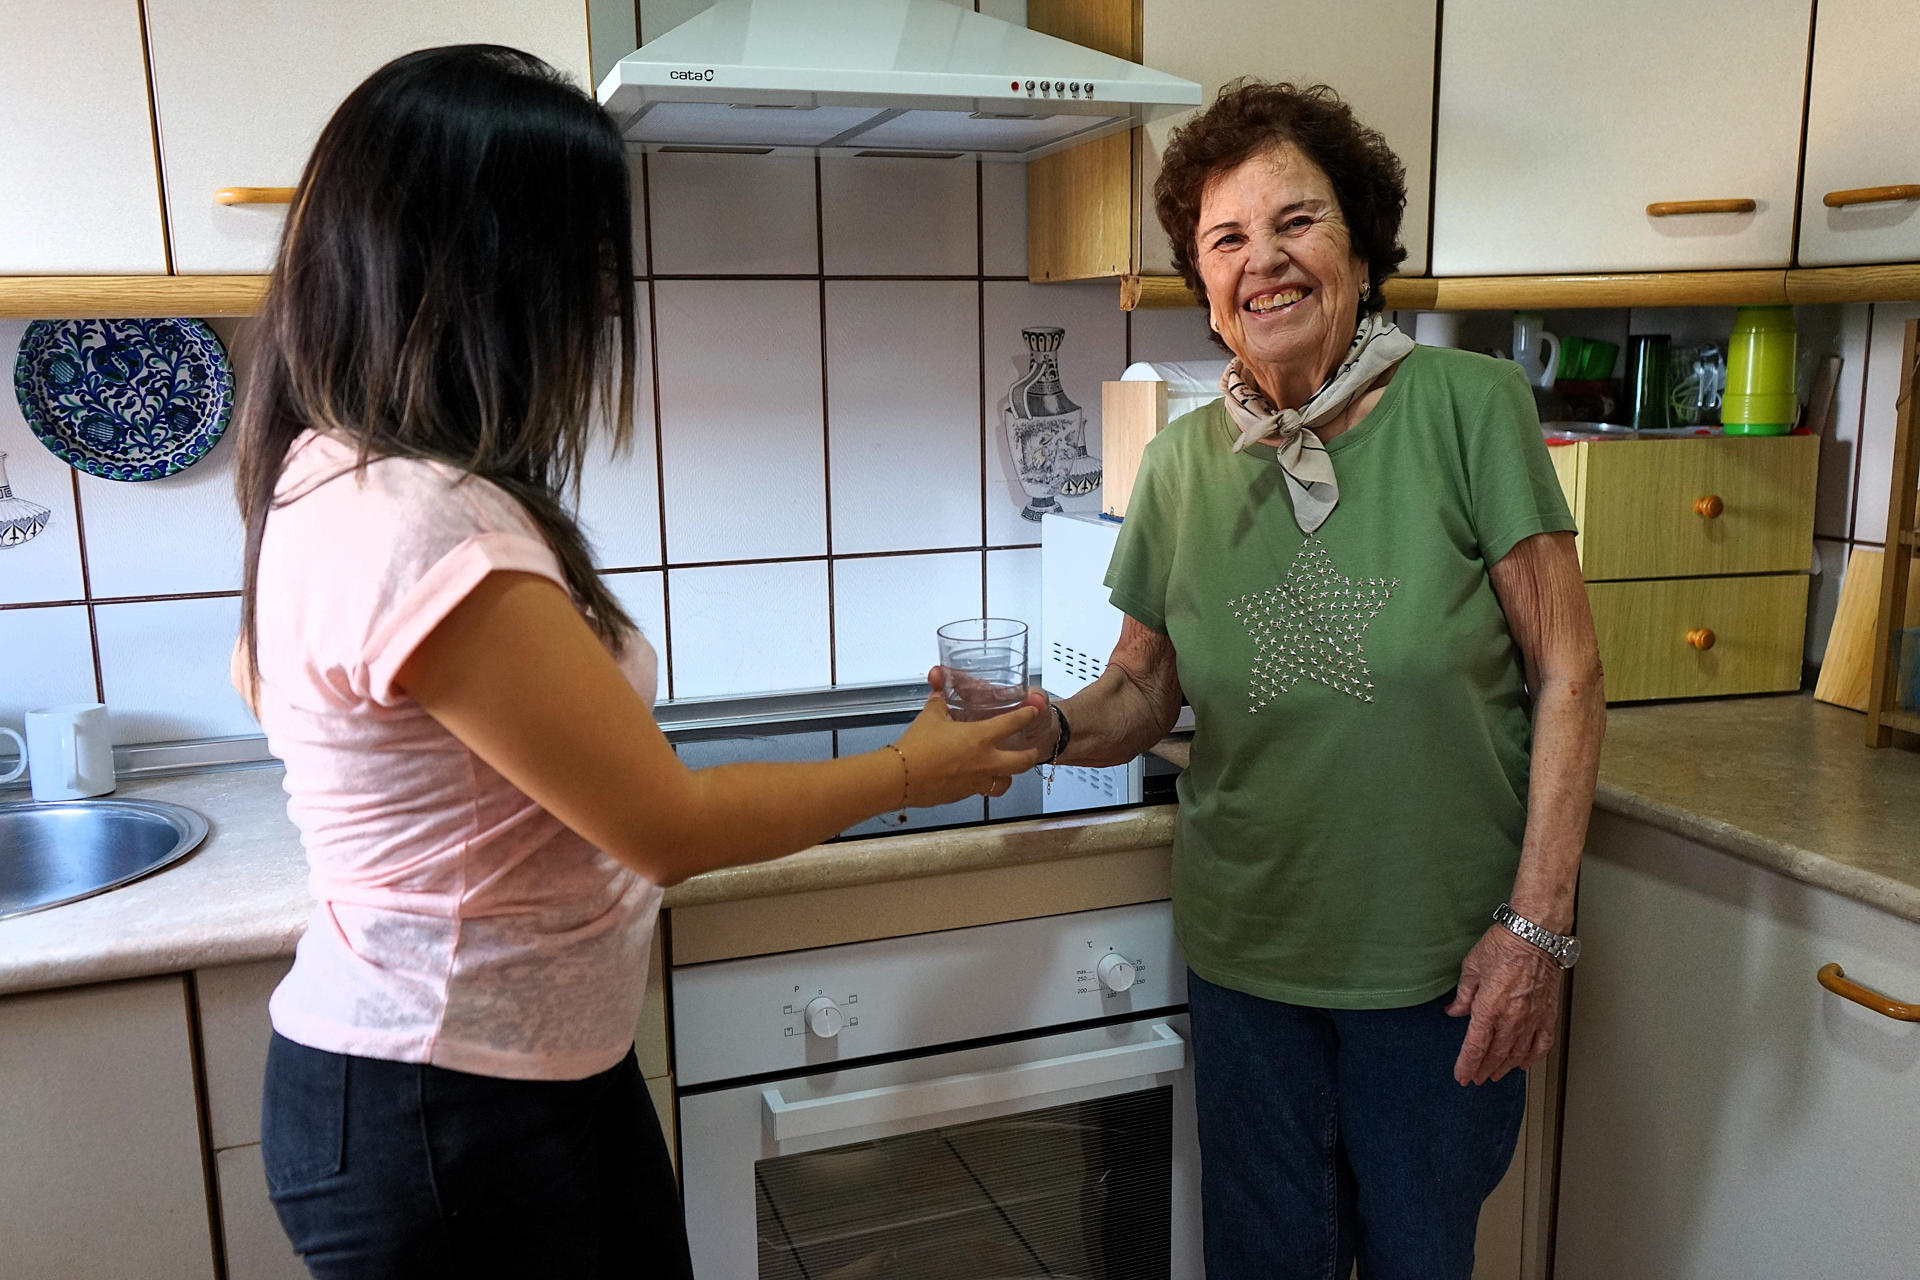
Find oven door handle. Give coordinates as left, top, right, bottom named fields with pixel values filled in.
left=761, top=1021, right=1186, bottom=1143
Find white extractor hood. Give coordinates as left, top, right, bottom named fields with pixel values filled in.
left=596, top=0, right=1201, bottom=161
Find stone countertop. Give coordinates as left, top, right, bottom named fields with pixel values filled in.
left=3, top=693, right=1916, bottom=996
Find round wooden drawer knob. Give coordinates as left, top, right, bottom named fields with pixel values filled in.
left=1694, top=495, right=1724, bottom=518
left=1687, top=628, right=1716, bottom=651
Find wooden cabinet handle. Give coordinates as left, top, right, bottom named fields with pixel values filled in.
left=215, top=187, right=295, bottom=206
left=1646, top=199, right=1757, bottom=217
left=1818, top=963, right=1920, bottom=1021
left=1686, top=628, right=1716, bottom=651
left=1823, top=185, right=1920, bottom=208
left=1694, top=494, right=1724, bottom=518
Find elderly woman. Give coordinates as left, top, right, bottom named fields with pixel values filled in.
left=1030, top=81, right=1604, bottom=1275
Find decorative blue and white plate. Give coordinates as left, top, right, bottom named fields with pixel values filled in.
left=13, top=318, right=234, bottom=482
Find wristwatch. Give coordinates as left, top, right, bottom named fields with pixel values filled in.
left=1492, top=903, right=1581, bottom=969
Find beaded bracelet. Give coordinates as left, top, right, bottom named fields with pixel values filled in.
left=883, top=743, right=910, bottom=826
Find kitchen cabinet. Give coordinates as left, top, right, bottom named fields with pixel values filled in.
left=142, top=0, right=593, bottom=273
left=1555, top=811, right=1920, bottom=1278
left=1431, top=0, right=1811, bottom=275
left=1550, top=434, right=1818, bottom=701
left=0, top=976, right=215, bottom=1279
left=0, top=3, right=167, bottom=273
left=1798, top=0, right=1920, bottom=267
left=1026, top=0, right=1438, bottom=281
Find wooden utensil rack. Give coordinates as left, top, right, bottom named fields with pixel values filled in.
left=1866, top=317, right=1920, bottom=746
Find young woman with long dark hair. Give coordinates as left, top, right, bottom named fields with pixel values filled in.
left=234, top=45, right=1041, bottom=1278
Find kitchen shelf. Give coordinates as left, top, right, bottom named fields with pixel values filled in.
left=0, top=275, right=269, bottom=319
left=1120, top=262, right=1920, bottom=312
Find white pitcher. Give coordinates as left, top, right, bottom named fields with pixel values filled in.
left=1512, top=312, right=1560, bottom=389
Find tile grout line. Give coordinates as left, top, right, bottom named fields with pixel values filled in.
left=978, top=159, right=991, bottom=618
left=817, top=156, right=838, bottom=687
left=68, top=469, right=106, bottom=703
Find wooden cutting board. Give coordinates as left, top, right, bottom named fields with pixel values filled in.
left=1814, top=546, right=1920, bottom=711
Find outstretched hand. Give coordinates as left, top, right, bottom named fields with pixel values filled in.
left=892, top=692, right=1046, bottom=807
left=924, top=666, right=1056, bottom=761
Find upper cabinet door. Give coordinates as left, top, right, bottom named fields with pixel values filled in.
left=0, top=5, right=166, bottom=273
left=145, top=0, right=593, bottom=274
left=1432, top=0, right=1811, bottom=276
left=1139, top=0, right=1438, bottom=277
left=1797, top=0, right=1920, bottom=266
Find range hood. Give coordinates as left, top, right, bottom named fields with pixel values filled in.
left=596, top=0, right=1201, bottom=161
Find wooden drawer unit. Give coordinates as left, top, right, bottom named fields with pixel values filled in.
left=1587, top=574, right=1810, bottom=702
left=1554, top=434, right=1818, bottom=581
left=1551, top=433, right=1819, bottom=702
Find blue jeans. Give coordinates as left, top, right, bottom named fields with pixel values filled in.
left=262, top=1033, right=693, bottom=1279
left=1187, top=971, right=1526, bottom=1280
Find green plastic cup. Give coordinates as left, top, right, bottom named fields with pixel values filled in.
left=1722, top=305, right=1797, bottom=435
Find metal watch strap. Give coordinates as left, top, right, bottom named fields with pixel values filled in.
left=1493, top=902, right=1580, bottom=969
left=1049, top=703, right=1072, bottom=765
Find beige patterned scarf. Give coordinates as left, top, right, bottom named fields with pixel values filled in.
left=1220, top=312, right=1415, bottom=534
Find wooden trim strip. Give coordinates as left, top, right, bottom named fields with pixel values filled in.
left=0, top=275, right=269, bottom=318
left=1122, top=271, right=1788, bottom=312
left=1817, top=963, right=1920, bottom=1021
left=213, top=186, right=295, bottom=206
left=1785, top=263, right=1920, bottom=304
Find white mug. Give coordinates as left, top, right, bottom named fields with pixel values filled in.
left=0, top=703, right=116, bottom=802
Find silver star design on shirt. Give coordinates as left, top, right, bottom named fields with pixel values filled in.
left=1228, top=538, right=1397, bottom=709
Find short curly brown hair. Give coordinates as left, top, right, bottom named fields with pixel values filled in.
left=1154, top=80, right=1407, bottom=317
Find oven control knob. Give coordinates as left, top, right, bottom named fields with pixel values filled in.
left=1097, top=952, right=1137, bottom=993
left=804, top=996, right=844, bottom=1039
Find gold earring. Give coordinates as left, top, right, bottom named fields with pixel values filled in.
left=1359, top=281, right=1371, bottom=301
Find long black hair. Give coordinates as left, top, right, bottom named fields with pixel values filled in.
left=237, top=44, right=637, bottom=678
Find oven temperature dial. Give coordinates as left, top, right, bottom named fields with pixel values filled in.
left=804, top=996, right=844, bottom=1039
left=1097, top=952, right=1138, bottom=994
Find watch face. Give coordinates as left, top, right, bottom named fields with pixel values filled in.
left=1560, top=937, right=1582, bottom=968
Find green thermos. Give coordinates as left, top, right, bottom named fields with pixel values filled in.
left=1722, top=306, right=1798, bottom=435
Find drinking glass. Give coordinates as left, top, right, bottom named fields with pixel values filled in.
left=936, top=618, right=1029, bottom=721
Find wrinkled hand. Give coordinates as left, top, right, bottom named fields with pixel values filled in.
left=924, top=666, right=1056, bottom=765
left=1447, top=925, right=1564, bottom=1085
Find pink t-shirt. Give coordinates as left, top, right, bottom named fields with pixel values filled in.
left=254, top=431, right=661, bottom=1081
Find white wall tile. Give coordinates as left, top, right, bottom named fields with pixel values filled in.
left=981, top=162, right=1028, bottom=277
left=75, top=316, right=250, bottom=598
left=1854, top=303, right=1920, bottom=543
left=832, top=551, right=983, bottom=686
left=95, top=595, right=257, bottom=743
left=986, top=546, right=1041, bottom=675
left=835, top=720, right=984, bottom=835
left=1126, top=304, right=1223, bottom=366
left=640, top=0, right=712, bottom=44
left=667, top=560, right=830, bottom=698
left=601, top=569, right=667, bottom=695
left=627, top=149, right=650, bottom=275
left=983, top=282, right=1126, bottom=545
left=655, top=280, right=826, bottom=562
left=827, top=281, right=981, bottom=554
left=0, top=606, right=97, bottom=734
left=977, top=0, right=1028, bottom=25
left=1803, top=303, right=1870, bottom=540
left=1805, top=538, right=1851, bottom=667
left=0, top=322, right=85, bottom=603
left=821, top=156, right=977, bottom=276
left=578, top=285, right=662, bottom=569
left=647, top=153, right=818, bottom=275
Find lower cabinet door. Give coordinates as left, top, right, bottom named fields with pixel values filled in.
left=1588, top=574, right=1808, bottom=702
left=1557, top=813, right=1920, bottom=1279
left=218, top=1144, right=307, bottom=1279
left=0, top=976, right=215, bottom=1279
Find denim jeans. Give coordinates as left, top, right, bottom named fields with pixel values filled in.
left=1187, top=970, right=1526, bottom=1280
left=262, top=1033, right=693, bottom=1279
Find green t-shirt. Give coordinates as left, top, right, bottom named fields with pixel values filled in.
left=1105, top=345, right=1576, bottom=1008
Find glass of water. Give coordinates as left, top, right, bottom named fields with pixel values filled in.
left=936, top=618, right=1029, bottom=721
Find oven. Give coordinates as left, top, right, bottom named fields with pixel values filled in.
left=675, top=901, right=1201, bottom=1279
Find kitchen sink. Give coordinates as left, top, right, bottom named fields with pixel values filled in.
left=0, top=798, right=209, bottom=921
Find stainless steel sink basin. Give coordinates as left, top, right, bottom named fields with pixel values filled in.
left=0, top=798, right=209, bottom=921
